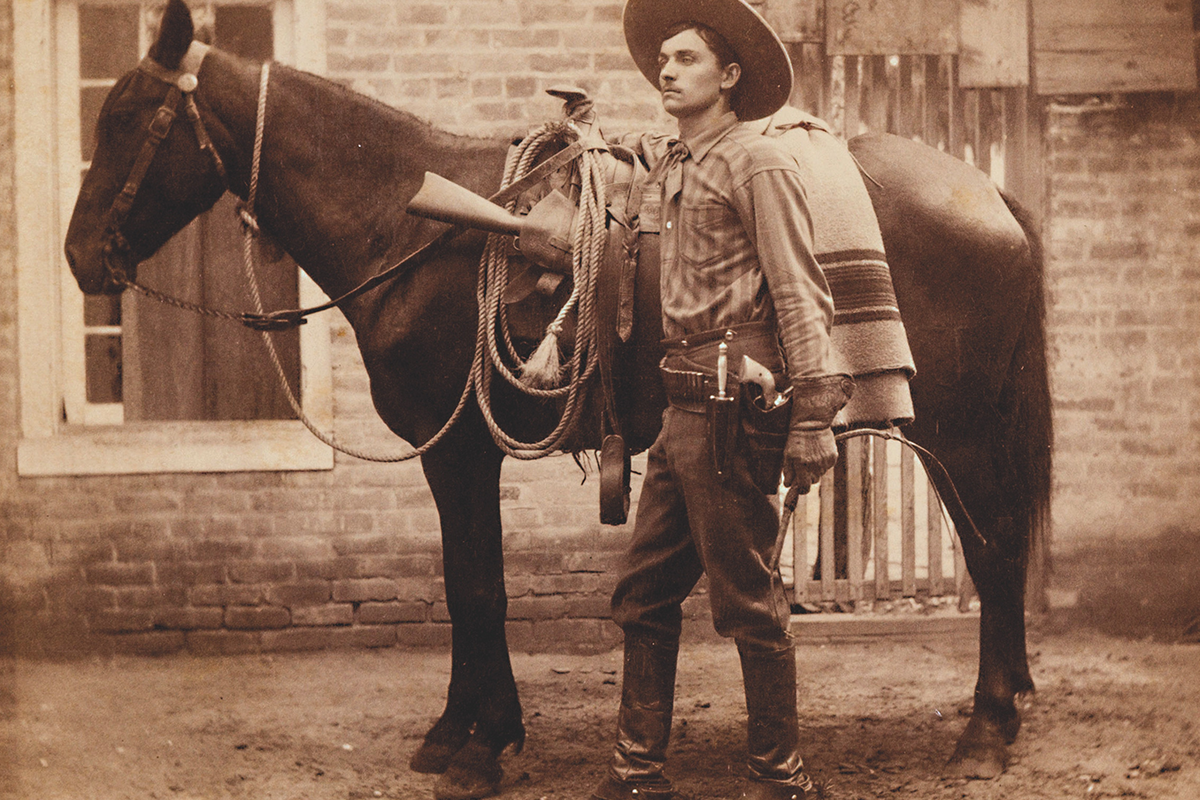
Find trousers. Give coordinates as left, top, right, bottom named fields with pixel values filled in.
left=611, top=406, right=791, bottom=650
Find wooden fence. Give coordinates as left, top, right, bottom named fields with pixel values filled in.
left=781, top=436, right=977, bottom=611
left=775, top=46, right=1040, bottom=613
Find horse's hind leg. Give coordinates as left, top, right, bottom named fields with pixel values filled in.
left=413, top=433, right=524, bottom=799
left=923, top=441, right=1034, bottom=779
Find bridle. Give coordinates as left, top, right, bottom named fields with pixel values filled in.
left=98, top=41, right=588, bottom=331
left=102, top=41, right=228, bottom=291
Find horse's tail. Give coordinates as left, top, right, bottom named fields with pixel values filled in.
left=998, top=191, right=1054, bottom=610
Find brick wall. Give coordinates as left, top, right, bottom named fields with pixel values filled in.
left=5, top=0, right=1200, bottom=658
left=0, top=0, right=714, bottom=658
left=322, top=0, right=670, bottom=136
left=1045, top=92, right=1200, bottom=552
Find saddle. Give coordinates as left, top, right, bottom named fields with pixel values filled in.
left=499, top=101, right=666, bottom=524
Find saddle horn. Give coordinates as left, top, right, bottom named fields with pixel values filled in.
left=407, top=171, right=577, bottom=274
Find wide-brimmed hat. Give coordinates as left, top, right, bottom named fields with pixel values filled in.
left=623, top=0, right=793, bottom=121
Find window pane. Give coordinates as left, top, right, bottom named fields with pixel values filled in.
left=84, top=294, right=122, bottom=327
left=80, top=85, right=111, bottom=161
left=214, top=6, right=274, bottom=61
left=85, top=334, right=123, bottom=404
left=79, top=5, right=139, bottom=80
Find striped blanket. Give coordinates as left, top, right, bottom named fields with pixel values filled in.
left=754, top=107, right=916, bottom=427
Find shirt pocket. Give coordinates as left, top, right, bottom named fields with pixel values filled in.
left=680, top=201, right=729, bottom=271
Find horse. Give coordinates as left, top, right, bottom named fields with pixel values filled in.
left=64, top=0, right=1051, bottom=797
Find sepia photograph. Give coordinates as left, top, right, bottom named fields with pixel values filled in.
left=2, top=0, right=1198, bottom=797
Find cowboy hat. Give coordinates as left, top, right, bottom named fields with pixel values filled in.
left=623, top=0, right=793, bottom=121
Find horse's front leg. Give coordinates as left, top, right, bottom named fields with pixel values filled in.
left=412, top=428, right=524, bottom=799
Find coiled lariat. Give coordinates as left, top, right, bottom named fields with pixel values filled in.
left=472, top=121, right=610, bottom=459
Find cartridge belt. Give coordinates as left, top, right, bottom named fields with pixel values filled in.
left=660, top=364, right=736, bottom=414
left=659, top=321, right=783, bottom=413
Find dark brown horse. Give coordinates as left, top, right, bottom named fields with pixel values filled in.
left=64, top=1, right=1051, bottom=797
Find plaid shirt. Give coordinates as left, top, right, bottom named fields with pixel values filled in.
left=629, top=112, right=835, bottom=378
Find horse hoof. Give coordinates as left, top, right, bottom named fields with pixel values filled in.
left=433, top=740, right=503, bottom=800
left=946, top=717, right=1008, bottom=779
left=410, top=740, right=460, bottom=775
left=411, top=727, right=472, bottom=774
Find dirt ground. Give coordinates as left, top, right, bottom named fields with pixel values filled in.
left=1, top=622, right=1197, bottom=800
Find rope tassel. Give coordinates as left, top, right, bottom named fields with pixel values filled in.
left=521, top=323, right=564, bottom=388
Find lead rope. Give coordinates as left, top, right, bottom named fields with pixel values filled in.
left=239, top=63, right=472, bottom=462
left=471, top=122, right=609, bottom=459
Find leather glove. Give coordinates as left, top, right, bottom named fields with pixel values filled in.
left=783, top=427, right=838, bottom=488
left=783, top=374, right=855, bottom=489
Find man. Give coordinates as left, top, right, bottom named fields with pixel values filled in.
left=592, top=2, right=853, bottom=800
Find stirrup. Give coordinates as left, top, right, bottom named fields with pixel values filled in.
left=599, top=433, right=631, bottom=525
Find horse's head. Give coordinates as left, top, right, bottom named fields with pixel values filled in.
left=64, top=0, right=232, bottom=294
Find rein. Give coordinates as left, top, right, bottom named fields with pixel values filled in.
left=103, top=47, right=590, bottom=462
left=104, top=48, right=588, bottom=331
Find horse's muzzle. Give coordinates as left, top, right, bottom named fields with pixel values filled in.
left=64, top=240, right=130, bottom=295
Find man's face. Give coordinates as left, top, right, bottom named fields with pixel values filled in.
left=657, top=28, right=739, bottom=121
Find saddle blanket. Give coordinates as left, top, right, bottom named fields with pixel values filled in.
left=754, top=106, right=916, bottom=427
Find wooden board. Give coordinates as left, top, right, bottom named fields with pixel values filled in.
left=1033, top=0, right=1197, bottom=94
left=827, top=0, right=959, bottom=56
left=960, top=0, right=1028, bottom=88
left=752, top=0, right=823, bottom=43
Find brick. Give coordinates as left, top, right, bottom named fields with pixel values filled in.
left=565, top=594, right=612, bottom=619
left=225, top=606, right=291, bottom=630
left=358, top=554, right=439, bottom=577
left=257, top=537, right=334, bottom=561
left=48, top=584, right=117, bottom=614
left=291, top=604, right=354, bottom=626
left=332, top=577, right=399, bottom=602
left=86, top=562, right=154, bottom=586
left=189, top=584, right=265, bottom=607
left=357, top=601, right=427, bottom=624
left=113, top=537, right=181, bottom=563
left=531, top=617, right=619, bottom=654
left=296, top=557, right=363, bottom=581
left=508, top=594, right=568, bottom=621
left=113, top=493, right=181, bottom=514
left=229, top=561, right=296, bottom=584
left=156, top=562, right=228, bottom=586
left=189, top=539, right=257, bottom=561
left=331, top=535, right=390, bottom=556
left=116, top=584, right=187, bottom=608
left=266, top=581, right=332, bottom=607
left=529, top=572, right=602, bottom=595
left=112, top=631, right=186, bottom=656
left=260, top=626, right=339, bottom=652
left=262, top=624, right=396, bottom=652
left=186, top=630, right=261, bottom=656
left=91, top=609, right=156, bottom=633
left=396, top=4, right=448, bottom=25
left=396, top=622, right=452, bottom=648
left=154, top=606, right=224, bottom=630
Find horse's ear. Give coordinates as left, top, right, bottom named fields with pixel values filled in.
left=148, top=0, right=195, bottom=69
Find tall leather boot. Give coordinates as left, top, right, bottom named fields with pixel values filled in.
left=590, top=634, right=679, bottom=800
left=736, top=641, right=814, bottom=800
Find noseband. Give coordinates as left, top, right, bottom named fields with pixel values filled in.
left=102, top=40, right=229, bottom=285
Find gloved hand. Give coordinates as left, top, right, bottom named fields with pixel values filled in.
left=783, top=374, right=855, bottom=489
left=782, top=426, right=837, bottom=488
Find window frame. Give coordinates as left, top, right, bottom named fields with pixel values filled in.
left=15, top=0, right=335, bottom=476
